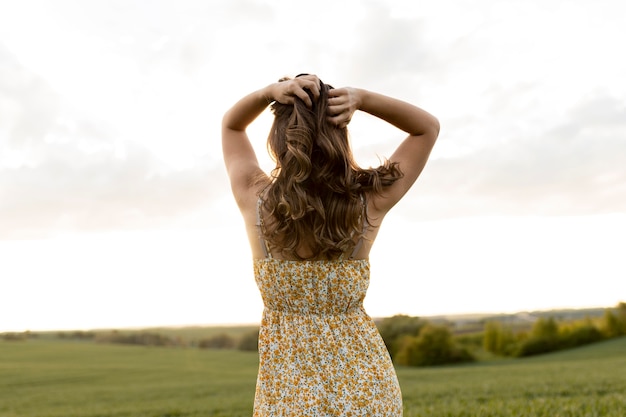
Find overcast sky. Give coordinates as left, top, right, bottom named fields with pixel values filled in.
left=1, top=0, right=625, bottom=331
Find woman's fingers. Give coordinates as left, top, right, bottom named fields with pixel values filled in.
left=302, top=76, right=321, bottom=99
left=327, top=90, right=348, bottom=116
left=327, top=88, right=356, bottom=127
left=326, top=105, right=351, bottom=127
left=293, top=75, right=320, bottom=107
left=275, top=78, right=352, bottom=127
left=273, top=75, right=321, bottom=107
left=328, top=87, right=346, bottom=99
left=293, top=87, right=313, bottom=107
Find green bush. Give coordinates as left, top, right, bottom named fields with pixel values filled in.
left=237, top=328, right=259, bottom=351
left=516, top=336, right=559, bottom=357
left=376, top=314, right=426, bottom=359
left=198, top=333, right=236, bottom=349
left=95, top=331, right=178, bottom=347
left=560, top=321, right=604, bottom=348
left=395, top=324, right=474, bottom=366
left=2, top=332, right=28, bottom=341
left=483, top=321, right=518, bottom=356
left=602, top=303, right=626, bottom=337
left=515, top=317, right=560, bottom=356
left=57, top=331, right=95, bottom=340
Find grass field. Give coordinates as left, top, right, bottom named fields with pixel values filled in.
left=1, top=336, right=625, bottom=417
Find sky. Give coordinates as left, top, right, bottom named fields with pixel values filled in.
left=1, top=0, right=625, bottom=332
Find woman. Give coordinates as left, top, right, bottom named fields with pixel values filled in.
left=222, top=74, right=439, bottom=416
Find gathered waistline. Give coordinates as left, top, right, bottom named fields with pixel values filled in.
left=262, top=305, right=365, bottom=317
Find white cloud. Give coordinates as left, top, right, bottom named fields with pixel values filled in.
left=0, top=43, right=226, bottom=239
left=1, top=0, right=625, bottom=238
left=395, top=91, right=626, bottom=219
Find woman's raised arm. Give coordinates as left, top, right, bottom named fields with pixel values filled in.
left=327, top=87, right=440, bottom=213
left=221, top=76, right=320, bottom=204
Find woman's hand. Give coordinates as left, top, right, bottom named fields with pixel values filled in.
left=267, top=75, right=321, bottom=108
left=327, top=87, right=362, bottom=128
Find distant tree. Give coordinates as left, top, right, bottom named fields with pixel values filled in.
left=198, top=333, right=236, bottom=349
left=95, top=331, right=176, bottom=347
left=483, top=321, right=499, bottom=353
left=395, top=324, right=474, bottom=366
left=133, top=332, right=173, bottom=346
left=376, top=315, right=426, bottom=358
left=516, top=317, right=561, bottom=357
left=237, top=328, right=259, bottom=351
left=483, top=321, right=517, bottom=356
left=394, top=335, right=419, bottom=366
left=617, top=302, right=626, bottom=335
left=531, top=317, right=559, bottom=340
left=602, top=303, right=626, bottom=338
left=455, top=332, right=483, bottom=353
left=58, top=331, right=95, bottom=340
left=560, top=319, right=604, bottom=348
left=73, top=331, right=95, bottom=340
left=2, top=332, right=26, bottom=341
left=602, top=309, right=621, bottom=338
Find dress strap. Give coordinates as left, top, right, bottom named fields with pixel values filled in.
left=256, top=197, right=272, bottom=259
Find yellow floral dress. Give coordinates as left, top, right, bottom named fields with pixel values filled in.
left=252, top=258, right=403, bottom=416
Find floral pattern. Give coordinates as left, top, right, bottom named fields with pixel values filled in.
left=252, top=258, right=403, bottom=416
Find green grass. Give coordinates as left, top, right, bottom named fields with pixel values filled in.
left=1, top=337, right=625, bottom=417
left=398, top=337, right=626, bottom=416
left=0, top=341, right=258, bottom=417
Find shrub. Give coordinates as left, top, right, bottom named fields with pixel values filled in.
left=617, top=303, right=626, bottom=334
left=483, top=321, right=518, bottom=356
left=95, top=331, right=177, bottom=347
left=2, top=332, right=27, bottom=341
left=602, top=303, right=626, bottom=337
left=516, top=336, right=560, bottom=357
left=237, top=329, right=259, bottom=351
left=602, top=310, right=622, bottom=338
left=455, top=332, right=483, bottom=352
left=531, top=317, right=559, bottom=340
left=57, top=331, right=95, bottom=340
left=198, top=333, right=236, bottom=349
left=560, top=322, right=604, bottom=348
left=376, top=315, right=426, bottom=359
left=515, top=317, right=561, bottom=357
left=395, top=324, right=474, bottom=367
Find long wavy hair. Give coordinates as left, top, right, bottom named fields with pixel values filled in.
left=260, top=76, right=403, bottom=260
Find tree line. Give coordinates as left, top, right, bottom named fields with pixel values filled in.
left=377, top=302, right=626, bottom=365
left=4, top=303, right=624, bottom=367
left=91, top=329, right=260, bottom=351
left=482, top=302, right=626, bottom=357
